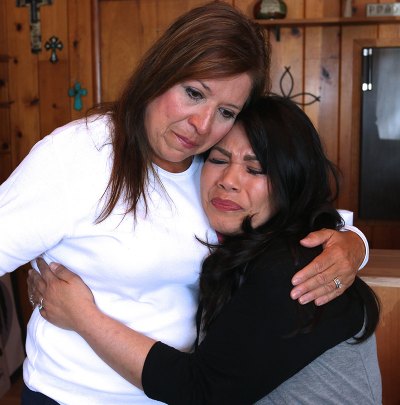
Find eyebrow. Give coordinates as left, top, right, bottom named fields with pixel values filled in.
left=198, top=80, right=241, bottom=111
left=213, top=146, right=258, bottom=162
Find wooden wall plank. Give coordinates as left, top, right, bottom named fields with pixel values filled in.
left=68, top=0, right=95, bottom=119
left=6, top=0, right=41, bottom=167
left=0, top=153, right=12, bottom=185
left=38, top=0, right=70, bottom=137
left=304, top=1, right=341, bottom=165
left=38, top=60, right=70, bottom=137
left=0, top=104, right=11, bottom=156
left=100, top=0, right=151, bottom=102
left=267, top=0, right=304, bottom=100
left=0, top=0, right=11, bottom=165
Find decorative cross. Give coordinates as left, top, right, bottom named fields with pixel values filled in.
left=16, top=0, right=53, bottom=54
left=68, top=82, right=88, bottom=111
left=45, top=36, right=63, bottom=63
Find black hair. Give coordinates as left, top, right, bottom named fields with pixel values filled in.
left=199, top=96, right=379, bottom=341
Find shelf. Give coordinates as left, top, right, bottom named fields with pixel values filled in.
left=254, top=16, right=400, bottom=28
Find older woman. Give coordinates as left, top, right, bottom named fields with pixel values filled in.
left=1, top=2, right=365, bottom=404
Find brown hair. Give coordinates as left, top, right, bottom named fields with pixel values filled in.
left=95, top=1, right=270, bottom=222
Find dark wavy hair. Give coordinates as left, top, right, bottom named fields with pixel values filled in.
left=200, top=96, right=379, bottom=341
left=92, top=2, right=270, bottom=222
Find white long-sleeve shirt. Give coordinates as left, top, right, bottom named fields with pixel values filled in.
left=0, top=116, right=214, bottom=404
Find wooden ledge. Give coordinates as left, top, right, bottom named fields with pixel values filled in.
left=360, top=249, right=400, bottom=287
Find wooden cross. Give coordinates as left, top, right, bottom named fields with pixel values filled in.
left=16, top=0, right=53, bottom=54
left=68, top=82, right=88, bottom=111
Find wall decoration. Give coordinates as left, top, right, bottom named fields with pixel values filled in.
left=16, top=0, right=53, bottom=53
left=45, top=36, right=63, bottom=63
left=271, top=66, right=320, bottom=106
left=68, top=82, right=88, bottom=111
left=254, top=0, right=287, bottom=19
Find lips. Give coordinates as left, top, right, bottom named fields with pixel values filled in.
left=211, top=197, right=242, bottom=211
left=176, top=133, right=198, bottom=149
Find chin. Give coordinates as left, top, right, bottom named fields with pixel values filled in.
left=214, top=224, right=241, bottom=236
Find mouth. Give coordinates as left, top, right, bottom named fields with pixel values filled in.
left=175, top=133, right=198, bottom=149
left=211, top=198, right=243, bottom=211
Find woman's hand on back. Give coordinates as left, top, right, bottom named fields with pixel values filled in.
left=290, top=229, right=365, bottom=306
left=27, top=257, right=97, bottom=332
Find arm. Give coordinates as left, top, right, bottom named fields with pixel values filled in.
left=30, top=258, right=156, bottom=389
left=290, top=227, right=368, bottom=306
left=30, top=248, right=363, bottom=404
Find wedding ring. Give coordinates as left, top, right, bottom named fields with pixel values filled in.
left=38, top=297, right=45, bottom=311
left=333, top=277, right=343, bottom=289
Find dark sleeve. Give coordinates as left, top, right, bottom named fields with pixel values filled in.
left=142, top=242, right=364, bottom=405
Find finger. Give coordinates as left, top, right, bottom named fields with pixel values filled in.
left=299, top=228, right=333, bottom=248
left=298, top=278, right=344, bottom=304
left=48, top=262, right=76, bottom=283
left=36, top=257, right=57, bottom=282
left=291, top=249, right=336, bottom=287
left=27, top=269, right=36, bottom=297
left=290, top=264, right=334, bottom=300
left=27, top=269, right=47, bottom=305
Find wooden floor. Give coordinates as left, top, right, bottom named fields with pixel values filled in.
left=0, top=370, right=23, bottom=405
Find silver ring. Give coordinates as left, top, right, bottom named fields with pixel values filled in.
left=333, top=277, right=343, bottom=289
left=38, top=297, right=45, bottom=311
left=29, top=294, right=35, bottom=308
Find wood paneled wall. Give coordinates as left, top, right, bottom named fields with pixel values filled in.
left=3, top=0, right=398, bottom=248
left=0, top=0, right=95, bottom=180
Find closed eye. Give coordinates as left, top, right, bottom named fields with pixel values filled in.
left=247, top=167, right=264, bottom=175
left=208, top=157, right=228, bottom=164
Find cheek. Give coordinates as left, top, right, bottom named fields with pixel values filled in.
left=250, top=183, right=273, bottom=225
left=200, top=168, right=212, bottom=209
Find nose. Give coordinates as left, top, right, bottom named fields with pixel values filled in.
left=218, top=164, right=241, bottom=192
left=188, top=106, right=214, bottom=135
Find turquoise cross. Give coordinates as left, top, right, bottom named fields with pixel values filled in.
left=68, top=82, right=88, bottom=111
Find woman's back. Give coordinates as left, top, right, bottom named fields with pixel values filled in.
left=256, top=333, right=381, bottom=404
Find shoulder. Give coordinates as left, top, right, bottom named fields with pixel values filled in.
left=44, top=114, right=112, bottom=153
left=247, top=237, right=321, bottom=285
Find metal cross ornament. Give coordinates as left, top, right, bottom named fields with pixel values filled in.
left=16, top=0, right=53, bottom=53
left=45, top=36, right=63, bottom=63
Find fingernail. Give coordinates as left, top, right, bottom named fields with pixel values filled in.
left=299, top=295, right=311, bottom=305
left=292, top=277, right=301, bottom=285
left=291, top=289, right=301, bottom=300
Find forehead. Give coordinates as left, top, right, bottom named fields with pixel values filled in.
left=215, top=123, right=252, bottom=152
